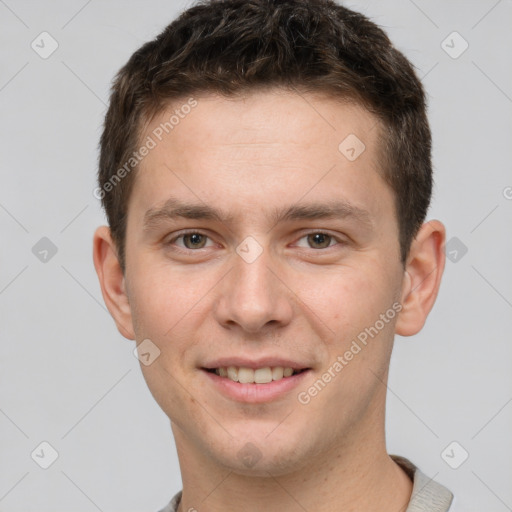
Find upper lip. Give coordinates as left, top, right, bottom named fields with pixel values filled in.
left=202, top=357, right=311, bottom=371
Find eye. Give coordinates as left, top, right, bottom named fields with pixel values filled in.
left=170, top=231, right=214, bottom=250
left=295, top=232, right=341, bottom=250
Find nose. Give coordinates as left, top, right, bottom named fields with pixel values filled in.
left=213, top=243, right=293, bottom=334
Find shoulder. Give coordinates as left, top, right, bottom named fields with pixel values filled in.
left=391, top=454, right=454, bottom=512
left=156, top=490, right=182, bottom=512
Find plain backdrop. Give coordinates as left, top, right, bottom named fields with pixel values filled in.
left=1, top=0, right=511, bottom=511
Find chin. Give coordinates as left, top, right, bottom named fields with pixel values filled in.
left=222, top=446, right=308, bottom=478
left=210, top=427, right=313, bottom=477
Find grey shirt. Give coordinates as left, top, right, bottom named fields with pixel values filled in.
left=157, top=455, right=454, bottom=512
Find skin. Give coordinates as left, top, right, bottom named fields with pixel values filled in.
left=94, top=89, right=446, bottom=512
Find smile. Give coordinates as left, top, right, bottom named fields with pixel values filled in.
left=206, top=366, right=307, bottom=384
left=201, top=365, right=311, bottom=403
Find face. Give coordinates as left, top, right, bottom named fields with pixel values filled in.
left=113, top=90, right=409, bottom=475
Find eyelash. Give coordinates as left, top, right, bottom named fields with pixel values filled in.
left=166, top=229, right=346, bottom=253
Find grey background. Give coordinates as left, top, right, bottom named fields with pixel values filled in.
left=1, top=0, right=511, bottom=510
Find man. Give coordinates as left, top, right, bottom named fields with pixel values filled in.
left=93, top=0, right=454, bottom=510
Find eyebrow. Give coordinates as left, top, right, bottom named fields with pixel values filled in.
left=143, top=196, right=373, bottom=231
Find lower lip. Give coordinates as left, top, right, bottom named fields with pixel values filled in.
left=202, top=369, right=311, bottom=403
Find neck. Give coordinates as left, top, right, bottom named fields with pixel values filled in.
left=171, top=411, right=412, bottom=512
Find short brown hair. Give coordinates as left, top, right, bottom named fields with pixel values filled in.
left=98, top=0, right=432, bottom=270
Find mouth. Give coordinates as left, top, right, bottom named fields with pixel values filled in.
left=203, top=366, right=309, bottom=384
left=201, top=362, right=312, bottom=403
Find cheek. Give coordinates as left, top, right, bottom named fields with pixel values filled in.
left=300, top=261, right=397, bottom=341
left=296, top=266, right=399, bottom=424
left=128, top=266, right=209, bottom=423
left=128, top=260, right=209, bottom=337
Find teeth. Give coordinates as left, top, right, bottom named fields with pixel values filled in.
left=227, top=366, right=238, bottom=381
left=238, top=367, right=254, bottom=383
left=272, top=367, right=284, bottom=380
left=254, top=367, right=272, bottom=384
left=213, top=366, right=301, bottom=383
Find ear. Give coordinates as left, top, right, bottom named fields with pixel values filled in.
left=92, top=226, right=135, bottom=340
left=395, top=220, right=446, bottom=337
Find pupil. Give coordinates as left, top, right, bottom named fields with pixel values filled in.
left=309, top=233, right=330, bottom=249
left=185, top=233, right=205, bottom=248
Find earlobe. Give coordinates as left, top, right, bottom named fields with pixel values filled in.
left=92, top=226, right=136, bottom=340
left=395, top=220, right=446, bottom=337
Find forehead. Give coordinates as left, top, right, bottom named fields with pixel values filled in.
left=145, top=89, right=381, bottom=156
left=129, top=89, right=392, bottom=226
